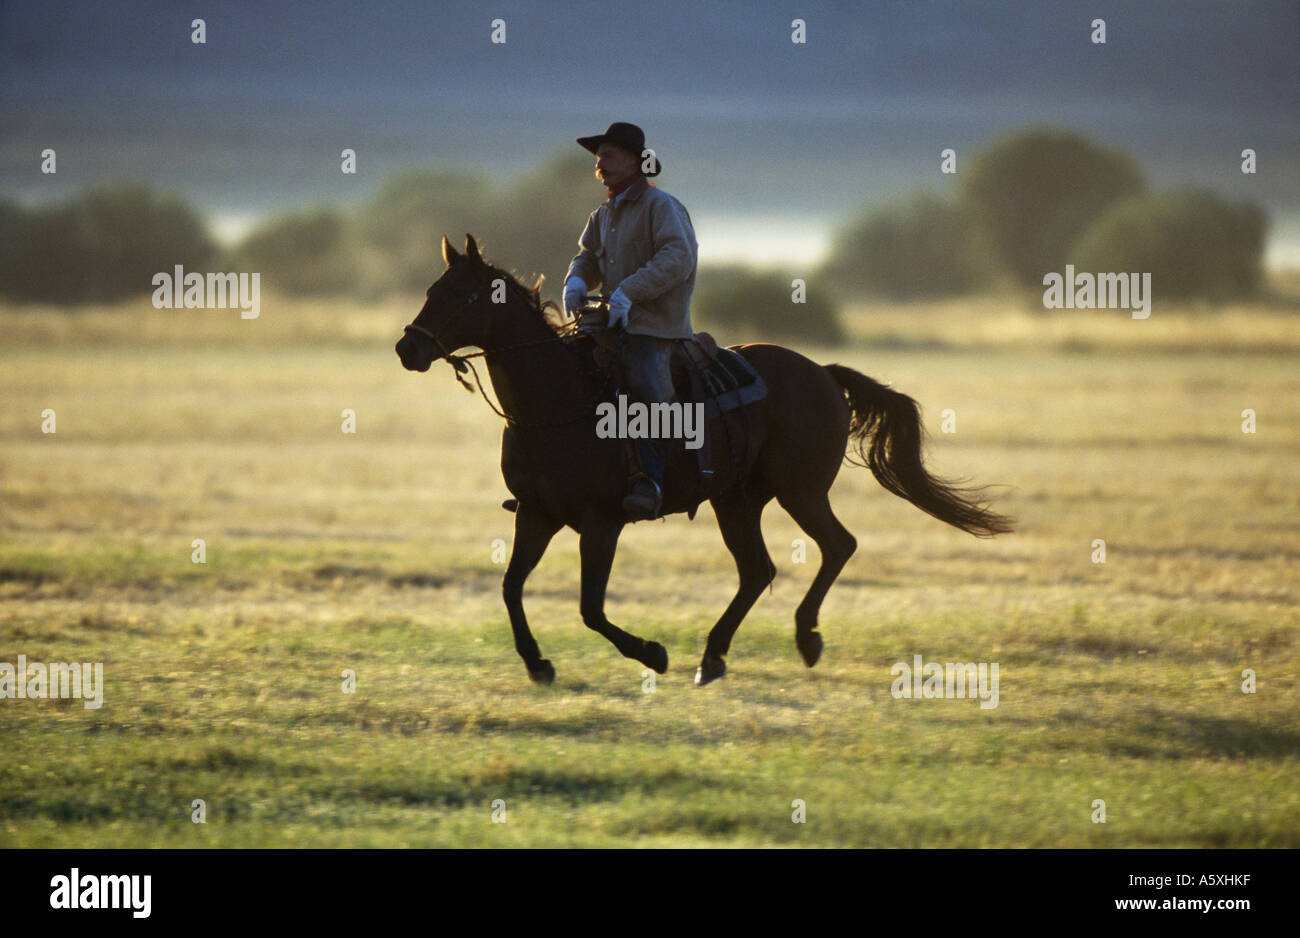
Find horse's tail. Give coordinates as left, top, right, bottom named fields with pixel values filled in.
left=824, top=363, right=1015, bottom=538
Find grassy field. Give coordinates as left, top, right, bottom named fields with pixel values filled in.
left=1, top=291, right=1297, bottom=847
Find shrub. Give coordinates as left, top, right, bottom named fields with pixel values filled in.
left=693, top=265, right=843, bottom=345
left=225, top=208, right=358, bottom=296
left=486, top=151, right=597, bottom=290
left=1069, top=189, right=1268, bottom=300
left=959, top=128, right=1145, bottom=286
left=820, top=192, right=996, bottom=298
left=0, top=184, right=214, bottom=303
left=355, top=167, right=492, bottom=292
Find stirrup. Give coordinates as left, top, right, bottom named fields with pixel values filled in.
left=621, top=475, right=662, bottom=519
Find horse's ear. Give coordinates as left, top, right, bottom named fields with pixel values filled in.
left=442, top=235, right=462, bottom=267
left=465, top=234, right=481, bottom=263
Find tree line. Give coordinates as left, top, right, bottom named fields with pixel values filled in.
left=0, top=128, right=1269, bottom=344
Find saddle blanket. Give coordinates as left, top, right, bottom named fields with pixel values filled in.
left=672, top=334, right=767, bottom=419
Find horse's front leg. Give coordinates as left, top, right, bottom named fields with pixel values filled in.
left=579, top=519, right=669, bottom=674
left=503, top=504, right=563, bottom=684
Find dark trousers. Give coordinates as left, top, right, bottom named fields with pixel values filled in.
left=594, top=330, right=676, bottom=485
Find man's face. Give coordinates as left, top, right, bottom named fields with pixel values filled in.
left=595, top=142, right=639, bottom=189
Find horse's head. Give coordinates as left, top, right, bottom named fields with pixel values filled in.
left=396, top=234, right=496, bottom=373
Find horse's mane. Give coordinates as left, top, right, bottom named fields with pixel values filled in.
left=482, top=254, right=570, bottom=335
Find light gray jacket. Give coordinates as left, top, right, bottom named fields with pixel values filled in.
left=565, top=177, right=698, bottom=339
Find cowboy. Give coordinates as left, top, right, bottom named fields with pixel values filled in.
left=563, top=122, right=699, bottom=519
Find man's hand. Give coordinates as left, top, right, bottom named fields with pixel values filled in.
left=608, top=287, right=632, bottom=329
left=564, top=276, right=587, bottom=317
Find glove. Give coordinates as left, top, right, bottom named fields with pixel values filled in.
left=608, top=287, right=632, bottom=329
left=564, top=277, right=587, bottom=317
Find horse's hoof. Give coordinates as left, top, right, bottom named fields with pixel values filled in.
left=528, top=659, right=555, bottom=685
left=642, top=641, right=669, bottom=674
left=694, top=656, right=726, bottom=686
left=797, top=630, right=823, bottom=668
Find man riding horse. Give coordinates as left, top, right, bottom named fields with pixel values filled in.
left=563, top=122, right=698, bottom=520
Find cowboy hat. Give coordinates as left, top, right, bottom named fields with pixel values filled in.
left=576, top=122, right=662, bottom=176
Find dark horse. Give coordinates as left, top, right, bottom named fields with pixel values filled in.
left=396, top=235, right=1014, bottom=686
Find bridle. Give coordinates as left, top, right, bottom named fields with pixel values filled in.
left=401, top=275, right=612, bottom=428
left=402, top=286, right=483, bottom=377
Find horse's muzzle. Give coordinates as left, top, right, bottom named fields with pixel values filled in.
left=395, top=334, right=432, bottom=372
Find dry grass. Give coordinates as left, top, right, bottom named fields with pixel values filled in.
left=1, top=288, right=1297, bottom=846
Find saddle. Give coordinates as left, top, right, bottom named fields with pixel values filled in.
left=567, top=328, right=764, bottom=413
left=564, top=327, right=767, bottom=517
left=670, top=333, right=767, bottom=419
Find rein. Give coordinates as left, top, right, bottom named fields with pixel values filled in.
left=403, top=280, right=612, bottom=429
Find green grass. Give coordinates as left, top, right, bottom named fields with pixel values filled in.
left=1, top=294, right=1297, bottom=847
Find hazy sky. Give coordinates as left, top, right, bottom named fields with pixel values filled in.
left=3, top=0, right=1297, bottom=265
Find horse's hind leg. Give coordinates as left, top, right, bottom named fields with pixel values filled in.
left=578, top=519, right=669, bottom=674
left=776, top=489, right=857, bottom=667
left=696, top=490, right=775, bottom=686
left=504, top=505, right=563, bottom=684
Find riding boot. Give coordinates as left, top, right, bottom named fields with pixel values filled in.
left=622, top=439, right=666, bottom=519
